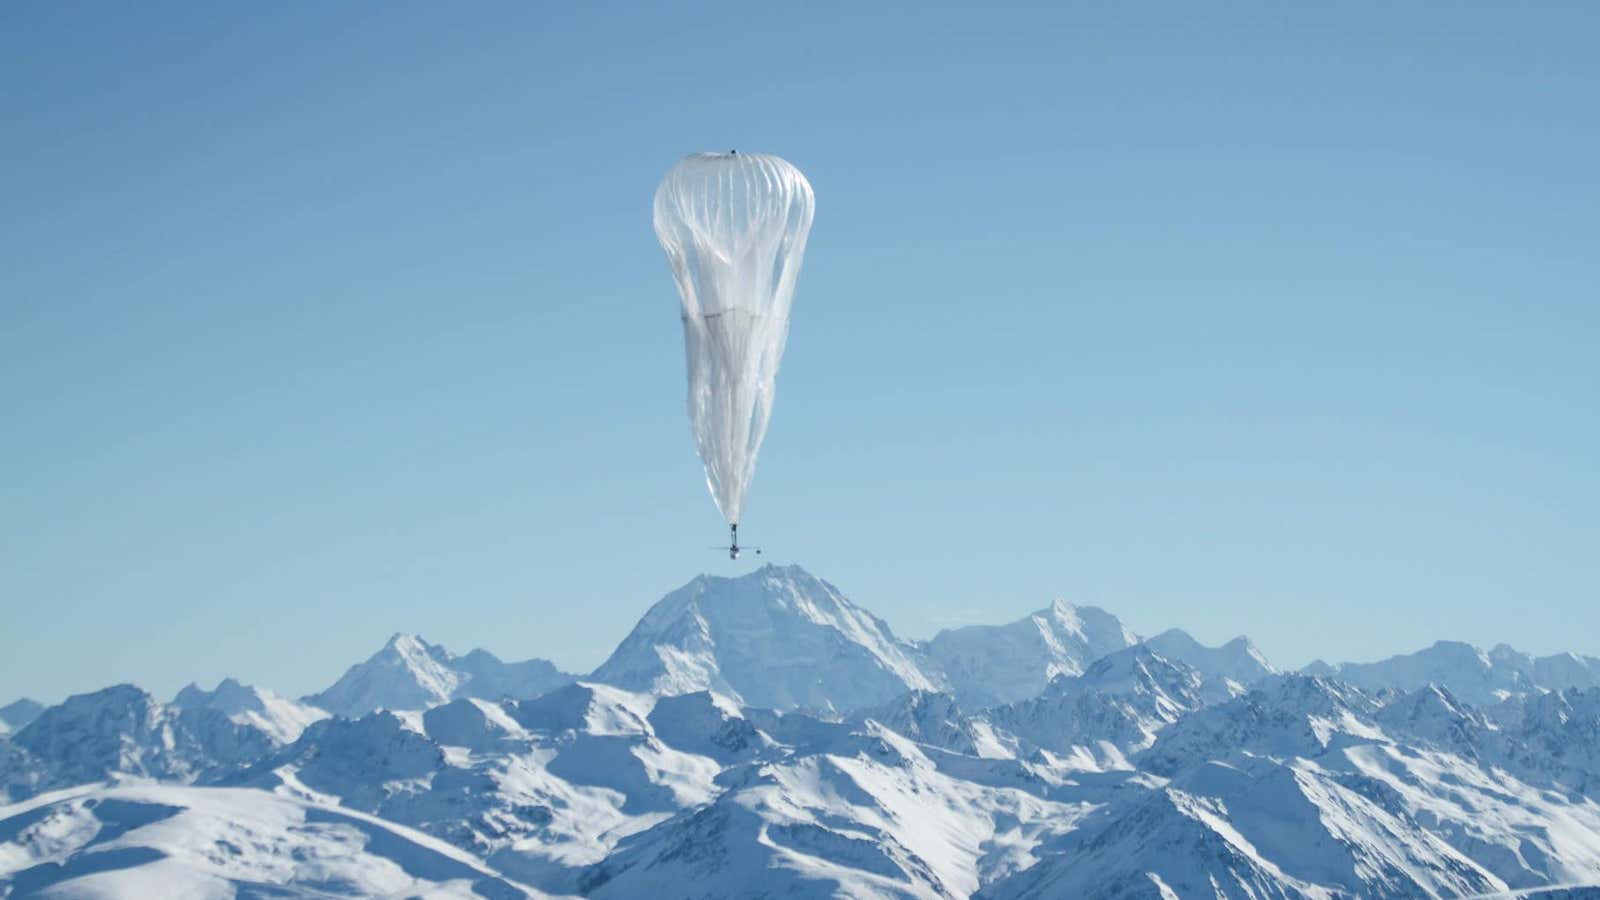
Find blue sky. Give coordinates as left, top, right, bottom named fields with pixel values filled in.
left=3, top=3, right=1596, bottom=703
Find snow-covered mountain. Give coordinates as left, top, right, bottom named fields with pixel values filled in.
left=1483, top=687, right=1600, bottom=799
left=0, top=684, right=278, bottom=803
left=986, top=646, right=1228, bottom=770
left=1302, top=639, right=1600, bottom=707
left=224, top=681, right=725, bottom=895
left=8, top=564, right=1600, bottom=898
left=590, top=565, right=943, bottom=712
left=581, top=722, right=1086, bottom=900
left=1142, top=628, right=1277, bottom=688
left=923, top=598, right=1140, bottom=708
left=980, top=752, right=1513, bottom=900
left=1139, top=675, right=1387, bottom=777
left=0, top=699, right=43, bottom=736
left=171, top=677, right=328, bottom=744
left=0, top=783, right=544, bottom=898
left=306, top=633, right=574, bottom=718
left=854, top=690, right=1016, bottom=759
left=985, top=674, right=1600, bottom=899
left=588, top=567, right=1166, bottom=717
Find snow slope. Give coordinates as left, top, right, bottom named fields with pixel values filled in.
left=223, top=682, right=723, bottom=895
left=581, top=723, right=1089, bottom=900
left=0, top=782, right=548, bottom=898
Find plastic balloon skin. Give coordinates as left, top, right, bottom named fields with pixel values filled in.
left=653, top=152, right=815, bottom=527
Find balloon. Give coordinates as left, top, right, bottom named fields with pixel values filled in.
left=653, top=152, right=815, bottom=527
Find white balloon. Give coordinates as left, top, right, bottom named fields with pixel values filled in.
left=653, top=152, right=815, bottom=526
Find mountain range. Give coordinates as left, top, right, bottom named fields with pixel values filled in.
left=4, top=563, right=1600, bottom=899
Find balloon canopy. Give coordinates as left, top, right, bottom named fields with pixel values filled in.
left=653, top=152, right=815, bottom=526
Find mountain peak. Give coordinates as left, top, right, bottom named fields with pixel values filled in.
left=1073, top=643, right=1205, bottom=697
left=1141, top=629, right=1276, bottom=688
left=1045, top=599, right=1132, bottom=638
left=7, top=685, right=173, bottom=784
left=381, top=632, right=446, bottom=660
left=1147, top=627, right=1200, bottom=647
left=173, top=682, right=204, bottom=702
left=173, top=678, right=253, bottom=707
left=169, top=678, right=328, bottom=745
left=1428, top=639, right=1490, bottom=662
left=924, top=596, right=1140, bottom=708
left=56, top=683, right=153, bottom=712
left=208, top=678, right=255, bottom=706
left=0, top=698, right=46, bottom=735
left=305, top=633, right=572, bottom=719
left=590, top=567, right=941, bottom=711
left=687, top=562, right=806, bottom=588
left=304, top=633, right=465, bottom=718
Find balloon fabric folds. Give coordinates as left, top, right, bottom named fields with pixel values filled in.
left=653, top=152, right=815, bottom=528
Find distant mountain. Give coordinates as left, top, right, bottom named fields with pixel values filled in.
left=1143, top=628, right=1277, bottom=687
left=1302, top=639, right=1600, bottom=706
left=981, top=753, right=1507, bottom=900
left=923, top=599, right=1139, bottom=707
left=455, top=649, right=573, bottom=705
left=1, top=685, right=276, bottom=802
left=590, top=565, right=943, bottom=712
left=9, top=565, right=1600, bottom=899
left=305, top=633, right=574, bottom=718
left=171, top=677, right=328, bottom=744
left=987, top=646, right=1225, bottom=769
left=0, top=699, right=43, bottom=736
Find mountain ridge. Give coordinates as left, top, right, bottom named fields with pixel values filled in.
left=306, top=632, right=576, bottom=718
left=7, top=563, right=1600, bottom=899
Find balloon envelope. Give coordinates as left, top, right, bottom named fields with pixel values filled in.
left=653, top=152, right=815, bottom=525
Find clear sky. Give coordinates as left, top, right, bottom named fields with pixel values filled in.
left=3, top=3, right=1597, bottom=704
